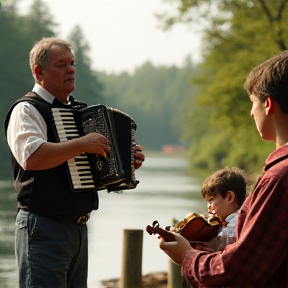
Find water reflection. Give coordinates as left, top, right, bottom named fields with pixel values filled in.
left=0, top=156, right=207, bottom=288
left=88, top=156, right=206, bottom=287
left=0, top=181, right=17, bottom=288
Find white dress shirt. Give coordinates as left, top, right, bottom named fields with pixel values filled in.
left=217, top=210, right=238, bottom=250
left=7, top=84, right=55, bottom=168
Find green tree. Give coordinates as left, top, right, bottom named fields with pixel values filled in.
left=25, top=0, right=56, bottom=40
left=68, top=25, right=103, bottom=104
left=0, top=2, right=35, bottom=178
left=158, top=0, right=288, bottom=174
left=97, top=60, right=200, bottom=150
left=0, top=0, right=57, bottom=178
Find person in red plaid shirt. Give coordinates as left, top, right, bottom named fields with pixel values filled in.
left=158, top=51, right=288, bottom=287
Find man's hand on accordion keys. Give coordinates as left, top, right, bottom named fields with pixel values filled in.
left=80, top=133, right=111, bottom=158
left=134, top=144, right=145, bottom=169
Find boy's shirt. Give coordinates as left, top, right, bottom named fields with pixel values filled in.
left=207, top=210, right=239, bottom=251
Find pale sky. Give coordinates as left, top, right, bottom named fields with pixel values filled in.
left=18, top=0, right=202, bottom=74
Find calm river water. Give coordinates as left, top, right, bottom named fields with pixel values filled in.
left=0, top=155, right=207, bottom=288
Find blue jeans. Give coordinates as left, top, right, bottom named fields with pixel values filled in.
left=15, top=209, right=88, bottom=288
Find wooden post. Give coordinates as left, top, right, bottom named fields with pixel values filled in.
left=119, top=229, right=143, bottom=288
left=167, top=259, right=185, bottom=288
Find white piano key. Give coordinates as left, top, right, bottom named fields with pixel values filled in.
left=70, top=172, right=93, bottom=178
left=53, top=116, right=75, bottom=121
left=73, top=184, right=96, bottom=189
left=56, top=130, right=79, bottom=135
left=54, top=123, right=77, bottom=128
left=52, top=108, right=97, bottom=190
left=72, top=180, right=94, bottom=185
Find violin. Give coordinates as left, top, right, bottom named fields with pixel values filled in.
left=146, top=213, right=226, bottom=242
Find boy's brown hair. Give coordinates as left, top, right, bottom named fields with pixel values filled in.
left=244, top=50, right=288, bottom=113
left=201, top=167, right=248, bottom=207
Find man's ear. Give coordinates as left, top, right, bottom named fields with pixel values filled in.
left=265, top=96, right=273, bottom=115
left=226, top=190, right=236, bottom=203
left=34, top=65, right=43, bottom=80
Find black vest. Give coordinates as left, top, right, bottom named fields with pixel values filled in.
left=4, top=92, right=99, bottom=217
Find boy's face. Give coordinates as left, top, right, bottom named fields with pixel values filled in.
left=250, top=94, right=275, bottom=141
left=205, top=193, right=231, bottom=220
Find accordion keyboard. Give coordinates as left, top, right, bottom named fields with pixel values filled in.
left=51, top=108, right=96, bottom=190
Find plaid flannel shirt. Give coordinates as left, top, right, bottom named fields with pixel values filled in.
left=182, top=143, right=288, bottom=288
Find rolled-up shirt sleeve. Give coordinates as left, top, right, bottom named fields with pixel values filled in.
left=7, top=102, right=47, bottom=168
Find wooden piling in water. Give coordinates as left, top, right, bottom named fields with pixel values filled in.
left=119, top=229, right=143, bottom=288
left=167, top=259, right=185, bottom=288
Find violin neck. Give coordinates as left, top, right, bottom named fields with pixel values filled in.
left=146, top=226, right=176, bottom=242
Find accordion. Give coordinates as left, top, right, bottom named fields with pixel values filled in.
left=51, top=104, right=139, bottom=193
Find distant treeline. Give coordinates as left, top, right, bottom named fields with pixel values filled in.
left=0, top=0, right=198, bottom=179
left=1, top=0, right=288, bottom=181
left=96, top=59, right=199, bottom=151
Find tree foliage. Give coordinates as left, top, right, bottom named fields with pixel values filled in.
left=0, top=0, right=103, bottom=179
left=97, top=59, right=200, bottom=150
left=158, top=0, right=288, bottom=174
left=68, top=25, right=103, bottom=105
left=0, top=0, right=199, bottom=179
left=2, top=0, right=285, bottom=180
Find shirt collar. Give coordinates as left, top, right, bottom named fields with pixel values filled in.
left=265, top=143, right=288, bottom=171
left=225, top=210, right=238, bottom=224
left=32, top=83, right=55, bottom=104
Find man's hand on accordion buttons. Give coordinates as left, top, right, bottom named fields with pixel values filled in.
left=81, top=133, right=111, bottom=158
left=134, top=144, right=145, bottom=169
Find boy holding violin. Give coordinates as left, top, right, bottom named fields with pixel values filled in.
left=185, top=167, right=250, bottom=288
left=198, top=167, right=249, bottom=252
left=157, top=51, right=288, bottom=287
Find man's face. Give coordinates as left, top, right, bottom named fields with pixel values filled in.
left=250, top=94, right=275, bottom=141
left=41, top=46, right=76, bottom=102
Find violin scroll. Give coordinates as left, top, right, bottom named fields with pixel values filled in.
left=146, top=220, right=176, bottom=242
